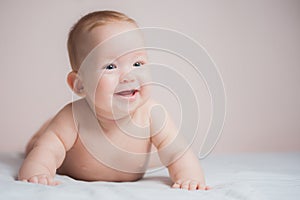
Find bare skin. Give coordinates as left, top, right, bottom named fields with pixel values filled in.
left=18, top=22, right=209, bottom=190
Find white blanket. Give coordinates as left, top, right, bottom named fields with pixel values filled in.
left=0, top=152, right=299, bottom=200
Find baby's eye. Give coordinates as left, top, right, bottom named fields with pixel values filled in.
left=105, top=63, right=117, bottom=70
left=133, top=61, right=144, bottom=67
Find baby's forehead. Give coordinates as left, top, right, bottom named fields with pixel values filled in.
left=82, top=24, right=146, bottom=60
left=84, top=22, right=142, bottom=47
left=74, top=22, right=144, bottom=70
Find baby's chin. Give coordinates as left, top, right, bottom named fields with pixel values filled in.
left=91, top=94, right=150, bottom=120
left=112, top=97, right=150, bottom=118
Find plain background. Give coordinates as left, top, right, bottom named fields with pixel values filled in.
left=0, top=0, right=299, bottom=154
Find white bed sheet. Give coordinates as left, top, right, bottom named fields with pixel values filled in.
left=0, top=152, right=299, bottom=200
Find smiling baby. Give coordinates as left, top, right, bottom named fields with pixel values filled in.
left=18, top=10, right=209, bottom=190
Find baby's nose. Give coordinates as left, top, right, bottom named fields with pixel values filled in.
left=120, top=70, right=136, bottom=83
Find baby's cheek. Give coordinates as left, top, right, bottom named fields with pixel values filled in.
left=96, top=76, right=118, bottom=95
left=94, top=76, right=119, bottom=107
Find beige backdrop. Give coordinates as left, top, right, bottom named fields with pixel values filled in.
left=0, top=0, right=299, bottom=153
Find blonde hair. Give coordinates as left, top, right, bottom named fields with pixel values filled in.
left=67, top=10, right=137, bottom=71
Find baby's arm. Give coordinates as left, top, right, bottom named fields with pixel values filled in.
left=18, top=103, right=77, bottom=185
left=150, top=105, right=208, bottom=190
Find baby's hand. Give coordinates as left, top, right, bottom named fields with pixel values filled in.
left=20, top=174, right=60, bottom=186
left=172, top=179, right=210, bottom=190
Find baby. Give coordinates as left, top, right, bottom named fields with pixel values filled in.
left=18, top=10, right=209, bottom=190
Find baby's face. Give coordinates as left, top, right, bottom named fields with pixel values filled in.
left=77, top=22, right=151, bottom=119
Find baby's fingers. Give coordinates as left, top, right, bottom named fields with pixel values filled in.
left=172, top=180, right=210, bottom=191
left=28, top=176, right=39, bottom=184
left=180, top=180, right=191, bottom=190
left=189, top=181, right=199, bottom=190
left=172, top=182, right=181, bottom=189
left=204, top=185, right=212, bottom=190
left=46, top=176, right=61, bottom=186
left=27, top=175, right=60, bottom=186
left=172, top=180, right=192, bottom=190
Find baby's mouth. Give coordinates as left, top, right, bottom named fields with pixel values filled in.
left=114, top=89, right=139, bottom=97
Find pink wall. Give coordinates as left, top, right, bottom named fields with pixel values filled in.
left=0, top=0, right=299, bottom=153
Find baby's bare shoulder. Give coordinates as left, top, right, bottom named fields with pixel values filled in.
left=142, top=99, right=167, bottom=120
left=138, top=99, right=168, bottom=131
left=135, top=98, right=159, bottom=118
left=52, top=102, right=75, bottom=127
left=46, top=102, right=78, bottom=147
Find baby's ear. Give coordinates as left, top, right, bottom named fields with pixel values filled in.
left=67, top=71, right=86, bottom=97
